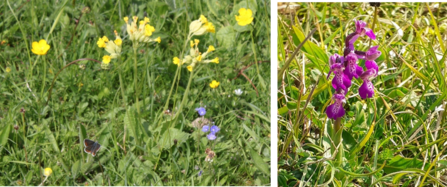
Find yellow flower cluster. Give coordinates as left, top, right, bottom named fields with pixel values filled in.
left=173, top=39, right=218, bottom=72
left=31, top=39, right=50, bottom=55
left=97, top=30, right=123, bottom=69
left=124, top=16, right=161, bottom=43
left=189, top=15, right=216, bottom=36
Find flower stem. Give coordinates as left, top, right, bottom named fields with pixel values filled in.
left=174, top=66, right=202, bottom=123
left=118, top=65, right=126, bottom=105
left=250, top=26, right=260, bottom=76
left=331, top=117, right=344, bottom=179
left=40, top=57, right=47, bottom=100
left=163, top=35, right=191, bottom=112
left=133, top=43, right=139, bottom=113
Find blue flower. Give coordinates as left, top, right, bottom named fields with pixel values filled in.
left=207, top=132, right=217, bottom=140
left=195, top=107, right=206, bottom=116
left=210, top=125, right=220, bottom=133
left=202, top=125, right=209, bottom=132
left=198, top=170, right=203, bottom=177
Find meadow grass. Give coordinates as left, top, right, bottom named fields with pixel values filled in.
left=278, top=2, right=447, bottom=186
left=0, top=0, right=271, bottom=185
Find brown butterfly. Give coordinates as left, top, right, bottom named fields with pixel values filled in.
left=84, top=139, right=101, bottom=156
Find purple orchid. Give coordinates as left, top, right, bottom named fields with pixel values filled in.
left=355, top=20, right=376, bottom=40
left=344, top=51, right=364, bottom=80
left=326, top=93, right=346, bottom=120
left=326, top=20, right=379, bottom=120
left=329, top=55, right=351, bottom=93
left=359, top=69, right=377, bottom=99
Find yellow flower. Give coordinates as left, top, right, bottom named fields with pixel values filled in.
left=189, top=15, right=215, bottom=36
left=97, top=37, right=106, bottom=48
left=196, top=54, right=202, bottom=62
left=203, top=57, right=219, bottom=64
left=205, top=22, right=215, bottom=33
left=207, top=45, right=215, bottom=52
left=124, top=17, right=129, bottom=23
left=103, top=30, right=123, bottom=59
left=31, top=39, right=50, bottom=55
left=6, top=67, right=11, bottom=73
left=102, top=36, right=109, bottom=43
left=194, top=39, right=200, bottom=46
left=190, top=40, right=194, bottom=48
left=44, top=168, right=52, bottom=177
left=144, top=24, right=155, bottom=36
left=125, top=15, right=159, bottom=43
left=187, top=65, right=193, bottom=72
left=155, top=37, right=161, bottom=43
left=235, top=8, right=254, bottom=26
left=114, top=38, right=122, bottom=46
left=79, top=82, right=84, bottom=87
left=102, top=55, right=111, bottom=64
left=209, top=80, right=220, bottom=88
left=211, top=57, right=219, bottom=64
left=173, top=57, right=181, bottom=65
left=199, top=15, right=208, bottom=24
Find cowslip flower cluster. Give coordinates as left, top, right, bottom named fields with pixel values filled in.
left=97, top=30, right=122, bottom=69
left=189, top=15, right=216, bottom=36
left=124, top=16, right=161, bottom=43
left=326, top=20, right=381, bottom=120
left=173, top=39, right=218, bottom=72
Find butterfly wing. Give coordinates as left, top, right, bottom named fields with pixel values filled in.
left=84, top=139, right=96, bottom=147
left=84, top=139, right=100, bottom=156
left=91, top=142, right=101, bottom=156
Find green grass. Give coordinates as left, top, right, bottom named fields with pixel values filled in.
left=0, top=0, right=270, bottom=185
left=278, top=2, right=447, bottom=186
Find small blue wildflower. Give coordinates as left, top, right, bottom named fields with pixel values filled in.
left=195, top=107, right=206, bottom=116
left=202, top=125, right=209, bottom=132
left=207, top=132, right=217, bottom=140
left=210, top=125, right=220, bottom=133
left=198, top=170, right=203, bottom=177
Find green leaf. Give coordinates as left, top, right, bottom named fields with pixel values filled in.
left=124, top=107, right=138, bottom=140
left=242, top=124, right=260, bottom=142
left=292, top=25, right=328, bottom=72
left=216, top=26, right=236, bottom=49
left=159, top=128, right=189, bottom=150
left=350, top=121, right=376, bottom=156
left=71, top=160, right=81, bottom=179
left=45, top=126, right=60, bottom=153
left=250, top=149, right=269, bottom=175
left=0, top=124, right=11, bottom=147
left=278, top=106, right=289, bottom=115
left=286, top=102, right=297, bottom=110
left=382, top=155, right=426, bottom=173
